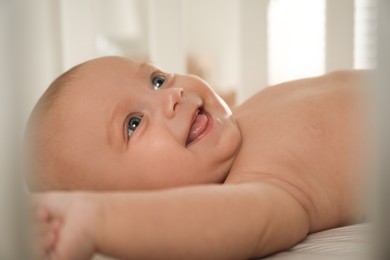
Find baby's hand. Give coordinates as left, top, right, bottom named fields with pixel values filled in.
left=33, top=207, right=61, bottom=255
left=32, top=192, right=100, bottom=260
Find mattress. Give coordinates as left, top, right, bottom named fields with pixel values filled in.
left=93, top=223, right=372, bottom=260
left=263, top=223, right=372, bottom=260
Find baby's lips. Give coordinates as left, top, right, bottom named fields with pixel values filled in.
left=186, top=110, right=208, bottom=146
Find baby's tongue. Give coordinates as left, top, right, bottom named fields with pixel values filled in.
left=187, top=113, right=208, bottom=144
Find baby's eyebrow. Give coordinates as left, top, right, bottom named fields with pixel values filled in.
left=139, top=62, right=155, bottom=73
left=138, top=62, right=162, bottom=78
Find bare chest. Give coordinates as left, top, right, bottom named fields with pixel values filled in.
left=225, top=72, right=368, bottom=229
left=227, top=81, right=361, bottom=185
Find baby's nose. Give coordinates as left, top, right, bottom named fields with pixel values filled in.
left=161, top=87, right=184, bottom=118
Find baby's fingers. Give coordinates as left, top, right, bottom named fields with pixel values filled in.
left=39, top=221, right=62, bottom=260
left=32, top=207, right=62, bottom=251
left=42, top=220, right=62, bottom=250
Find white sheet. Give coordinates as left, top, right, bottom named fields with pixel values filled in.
left=263, top=223, right=372, bottom=260
left=93, top=223, right=372, bottom=260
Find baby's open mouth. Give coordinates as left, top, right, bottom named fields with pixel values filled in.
left=186, top=107, right=209, bottom=146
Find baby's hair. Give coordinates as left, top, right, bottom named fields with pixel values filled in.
left=25, top=63, right=84, bottom=191
left=34, top=63, right=83, bottom=117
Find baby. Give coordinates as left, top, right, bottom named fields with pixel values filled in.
left=27, top=56, right=370, bottom=260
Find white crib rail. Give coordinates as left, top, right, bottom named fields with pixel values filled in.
left=374, top=0, right=390, bottom=258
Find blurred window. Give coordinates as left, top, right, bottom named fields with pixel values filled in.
left=268, top=0, right=326, bottom=85
left=354, top=0, right=377, bottom=69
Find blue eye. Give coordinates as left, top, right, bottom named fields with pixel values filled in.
left=127, top=116, right=142, bottom=137
left=151, top=75, right=165, bottom=90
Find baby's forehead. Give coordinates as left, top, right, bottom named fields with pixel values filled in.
left=53, top=58, right=143, bottom=117
left=78, top=58, right=163, bottom=93
left=59, top=57, right=164, bottom=109
left=83, top=57, right=147, bottom=74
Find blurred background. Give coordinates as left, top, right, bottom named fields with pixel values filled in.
left=1, top=0, right=385, bottom=259
left=8, top=0, right=377, bottom=125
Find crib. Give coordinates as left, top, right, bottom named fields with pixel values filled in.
left=0, top=0, right=388, bottom=259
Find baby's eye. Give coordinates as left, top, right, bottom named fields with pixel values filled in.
left=127, top=116, right=142, bottom=137
left=151, top=75, right=165, bottom=90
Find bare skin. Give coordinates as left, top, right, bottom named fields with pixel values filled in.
left=228, top=70, right=368, bottom=232
left=32, top=57, right=369, bottom=260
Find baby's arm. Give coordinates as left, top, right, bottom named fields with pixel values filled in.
left=36, top=183, right=310, bottom=259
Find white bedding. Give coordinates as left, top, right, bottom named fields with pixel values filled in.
left=263, top=223, right=372, bottom=260
left=94, top=223, right=372, bottom=260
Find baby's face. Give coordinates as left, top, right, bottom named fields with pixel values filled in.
left=47, top=57, right=241, bottom=190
